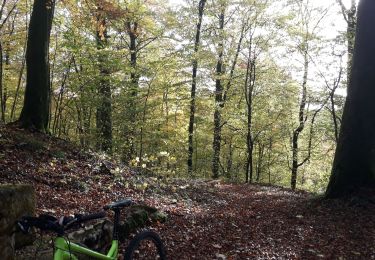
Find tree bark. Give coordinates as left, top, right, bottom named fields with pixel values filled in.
left=256, top=143, right=264, bottom=182
left=326, top=0, right=375, bottom=198
left=212, top=12, right=246, bottom=179
left=10, top=0, right=28, bottom=121
left=244, top=41, right=256, bottom=184
left=290, top=47, right=309, bottom=190
left=337, top=0, right=357, bottom=89
left=122, top=19, right=139, bottom=162
left=0, top=41, right=3, bottom=123
left=18, top=0, right=55, bottom=132
left=95, top=6, right=112, bottom=153
left=188, top=0, right=206, bottom=176
left=212, top=7, right=225, bottom=179
left=138, top=79, right=153, bottom=167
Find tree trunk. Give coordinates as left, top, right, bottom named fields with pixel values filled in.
left=10, top=3, right=28, bottom=121
left=291, top=48, right=309, bottom=190
left=212, top=10, right=246, bottom=179
left=346, top=1, right=356, bottom=87
left=0, top=41, right=3, bottom=123
left=326, top=0, right=375, bottom=198
left=188, top=0, right=206, bottom=176
left=226, top=138, right=233, bottom=179
left=329, top=86, right=340, bottom=143
left=256, top=143, right=264, bottom=183
left=138, top=80, right=152, bottom=167
left=52, top=58, right=71, bottom=135
left=244, top=38, right=256, bottom=184
left=122, top=20, right=139, bottom=162
left=212, top=7, right=225, bottom=180
left=95, top=7, right=112, bottom=153
left=18, top=0, right=55, bottom=132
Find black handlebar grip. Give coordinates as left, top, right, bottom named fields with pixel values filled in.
left=79, top=211, right=106, bottom=222
left=17, top=220, right=30, bottom=234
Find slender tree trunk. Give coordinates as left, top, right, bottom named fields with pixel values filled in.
left=138, top=80, right=152, bottom=167
left=0, top=41, right=3, bottom=123
left=267, top=137, right=273, bottom=184
left=291, top=48, right=309, bottom=190
left=226, top=138, right=233, bottom=179
left=18, top=0, right=55, bottom=132
left=188, top=0, right=206, bottom=176
left=256, top=143, right=264, bottom=183
left=212, top=7, right=225, bottom=179
left=48, top=32, right=58, bottom=130
left=52, top=58, right=72, bottom=135
left=212, top=11, right=246, bottom=179
left=244, top=39, right=256, bottom=183
left=329, top=86, right=340, bottom=143
left=326, top=0, right=375, bottom=198
left=123, top=20, right=139, bottom=162
left=10, top=0, right=28, bottom=121
left=95, top=7, right=112, bottom=153
left=10, top=58, right=25, bottom=120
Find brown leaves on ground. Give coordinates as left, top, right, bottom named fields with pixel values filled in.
left=1, top=125, right=374, bottom=259
left=154, top=183, right=375, bottom=259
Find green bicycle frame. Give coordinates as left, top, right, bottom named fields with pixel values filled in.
left=53, top=237, right=119, bottom=260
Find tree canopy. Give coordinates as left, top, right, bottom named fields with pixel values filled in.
left=0, top=0, right=369, bottom=194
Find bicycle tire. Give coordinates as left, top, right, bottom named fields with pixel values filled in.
left=124, top=230, right=167, bottom=260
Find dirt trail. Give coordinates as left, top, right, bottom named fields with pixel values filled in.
left=154, top=184, right=375, bottom=260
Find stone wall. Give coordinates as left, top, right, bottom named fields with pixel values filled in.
left=0, top=185, right=35, bottom=260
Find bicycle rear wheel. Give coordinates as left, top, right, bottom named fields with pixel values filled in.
left=124, top=230, right=166, bottom=260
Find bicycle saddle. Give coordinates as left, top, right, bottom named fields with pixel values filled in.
left=103, top=198, right=133, bottom=210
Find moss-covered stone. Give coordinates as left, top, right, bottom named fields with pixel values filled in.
left=0, top=184, right=35, bottom=259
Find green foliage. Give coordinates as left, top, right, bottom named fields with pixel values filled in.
left=0, top=0, right=347, bottom=191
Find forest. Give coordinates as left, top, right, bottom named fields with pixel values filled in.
left=0, top=0, right=374, bottom=258
left=0, top=0, right=357, bottom=192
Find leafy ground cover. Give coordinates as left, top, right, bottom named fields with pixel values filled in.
left=1, top=125, right=374, bottom=259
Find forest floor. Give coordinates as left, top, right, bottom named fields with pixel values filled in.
left=1, top=125, right=375, bottom=259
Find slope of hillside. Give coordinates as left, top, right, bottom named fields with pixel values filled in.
left=1, top=125, right=374, bottom=259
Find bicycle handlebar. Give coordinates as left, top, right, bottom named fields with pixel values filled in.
left=17, top=215, right=63, bottom=234
left=17, top=198, right=133, bottom=235
left=77, top=211, right=106, bottom=222
left=17, top=211, right=107, bottom=235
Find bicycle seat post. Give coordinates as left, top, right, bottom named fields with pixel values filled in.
left=112, top=208, right=121, bottom=241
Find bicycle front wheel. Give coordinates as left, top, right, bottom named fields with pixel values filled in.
left=124, top=230, right=167, bottom=260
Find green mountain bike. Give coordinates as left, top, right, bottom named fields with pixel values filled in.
left=17, top=198, right=167, bottom=259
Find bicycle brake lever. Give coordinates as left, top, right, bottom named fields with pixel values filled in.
left=17, top=221, right=29, bottom=234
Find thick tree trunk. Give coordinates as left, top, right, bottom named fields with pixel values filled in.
left=346, top=3, right=356, bottom=86
left=95, top=8, right=112, bottom=153
left=341, top=0, right=357, bottom=94
left=188, top=0, right=206, bottom=176
left=326, top=0, right=375, bottom=198
left=337, top=0, right=357, bottom=90
left=212, top=8, right=225, bottom=179
left=18, top=0, right=54, bottom=132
